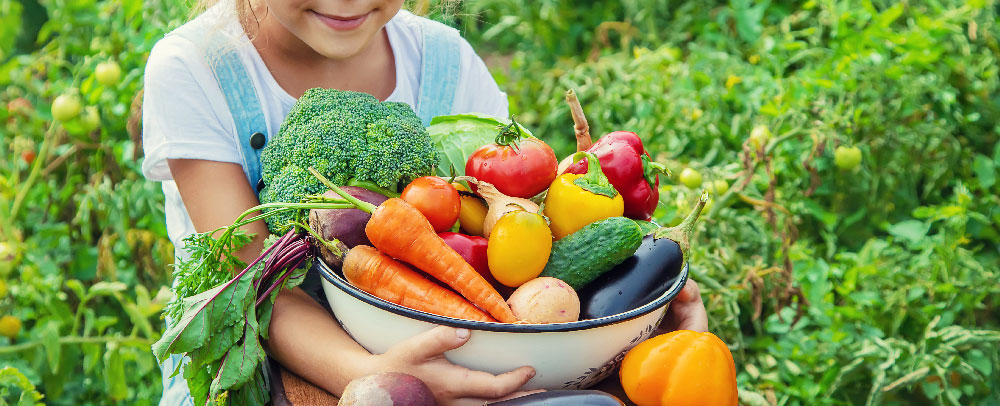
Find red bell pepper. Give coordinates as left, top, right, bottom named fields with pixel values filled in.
left=563, top=131, right=666, bottom=220
left=438, top=232, right=495, bottom=286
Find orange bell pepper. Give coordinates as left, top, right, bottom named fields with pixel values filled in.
left=620, top=330, right=738, bottom=406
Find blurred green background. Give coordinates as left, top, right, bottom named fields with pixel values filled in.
left=1, top=0, right=998, bottom=404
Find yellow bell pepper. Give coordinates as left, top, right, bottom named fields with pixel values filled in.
left=543, top=152, right=624, bottom=239
left=620, top=330, right=738, bottom=406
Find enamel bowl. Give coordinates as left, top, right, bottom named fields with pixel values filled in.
left=319, top=260, right=687, bottom=390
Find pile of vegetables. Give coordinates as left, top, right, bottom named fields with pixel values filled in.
left=387, top=90, right=707, bottom=325
left=152, top=88, right=707, bottom=405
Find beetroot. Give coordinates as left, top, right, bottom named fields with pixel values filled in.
left=340, top=372, right=436, bottom=406
left=310, top=187, right=388, bottom=265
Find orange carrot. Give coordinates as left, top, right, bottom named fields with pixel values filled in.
left=366, top=199, right=518, bottom=323
left=344, top=245, right=496, bottom=323
left=308, top=168, right=518, bottom=323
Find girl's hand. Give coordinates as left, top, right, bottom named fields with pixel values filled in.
left=371, top=326, right=536, bottom=405
left=658, top=278, right=709, bottom=333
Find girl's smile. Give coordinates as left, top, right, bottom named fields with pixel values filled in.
left=311, top=10, right=370, bottom=31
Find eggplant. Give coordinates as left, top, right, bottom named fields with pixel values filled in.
left=578, top=195, right=706, bottom=319
left=488, top=390, right=624, bottom=406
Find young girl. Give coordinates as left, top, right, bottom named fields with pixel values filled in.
left=141, top=0, right=708, bottom=404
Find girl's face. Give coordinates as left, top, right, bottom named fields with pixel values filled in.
left=259, top=0, right=405, bottom=59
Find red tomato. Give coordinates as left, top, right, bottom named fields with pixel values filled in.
left=21, top=150, right=35, bottom=165
left=401, top=176, right=460, bottom=232
left=465, top=137, right=558, bottom=199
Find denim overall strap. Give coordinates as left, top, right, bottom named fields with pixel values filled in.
left=172, top=24, right=270, bottom=194
left=158, top=24, right=270, bottom=406
left=416, top=18, right=462, bottom=126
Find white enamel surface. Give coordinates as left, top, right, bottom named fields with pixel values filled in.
left=321, top=279, right=671, bottom=390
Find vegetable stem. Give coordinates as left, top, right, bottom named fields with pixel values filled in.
left=0, top=336, right=153, bottom=355
left=347, top=178, right=401, bottom=198
left=570, top=151, right=618, bottom=198
left=308, top=167, right=377, bottom=213
left=653, top=191, right=707, bottom=261
left=565, top=89, right=593, bottom=152
left=643, top=157, right=670, bottom=187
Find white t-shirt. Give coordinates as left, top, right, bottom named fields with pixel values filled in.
left=141, top=6, right=509, bottom=251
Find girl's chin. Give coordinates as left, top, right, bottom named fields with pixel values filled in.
left=312, top=42, right=370, bottom=60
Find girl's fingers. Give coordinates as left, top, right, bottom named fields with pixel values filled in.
left=671, top=299, right=709, bottom=332
left=450, top=365, right=536, bottom=400
left=389, top=325, right=471, bottom=362
left=677, top=278, right=702, bottom=303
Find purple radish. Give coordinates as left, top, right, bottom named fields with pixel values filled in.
left=309, top=187, right=388, bottom=265
left=340, top=372, right=436, bottom=406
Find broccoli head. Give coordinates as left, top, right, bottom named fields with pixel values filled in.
left=258, top=88, right=439, bottom=232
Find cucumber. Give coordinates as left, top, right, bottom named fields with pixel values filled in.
left=540, top=217, right=644, bottom=290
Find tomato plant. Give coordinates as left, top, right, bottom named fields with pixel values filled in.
left=401, top=176, right=460, bottom=232
left=2, top=0, right=998, bottom=404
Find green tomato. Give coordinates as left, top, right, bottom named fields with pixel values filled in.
left=679, top=168, right=703, bottom=189
left=79, top=106, right=100, bottom=132
left=709, top=179, right=729, bottom=196
left=749, top=125, right=771, bottom=149
left=0, top=279, right=6, bottom=298
left=51, top=94, right=82, bottom=122
left=95, top=61, right=122, bottom=87
left=834, top=146, right=862, bottom=170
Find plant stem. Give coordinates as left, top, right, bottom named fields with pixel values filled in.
left=654, top=191, right=708, bottom=260
left=308, top=167, right=377, bottom=213
left=10, top=123, right=59, bottom=219
left=565, top=89, right=593, bottom=152
left=347, top=178, right=401, bottom=198
left=0, top=336, right=153, bottom=355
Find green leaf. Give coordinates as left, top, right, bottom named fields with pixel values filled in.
left=40, top=321, right=61, bottom=374
left=888, top=220, right=930, bottom=244
left=210, top=312, right=265, bottom=395
left=968, top=349, right=992, bottom=376
left=88, top=281, right=128, bottom=297
left=973, top=154, right=995, bottom=189
left=188, top=321, right=242, bottom=366
left=103, top=343, right=128, bottom=400
left=186, top=364, right=214, bottom=406
left=151, top=264, right=258, bottom=360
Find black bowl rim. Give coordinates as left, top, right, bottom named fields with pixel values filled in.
left=317, top=259, right=689, bottom=333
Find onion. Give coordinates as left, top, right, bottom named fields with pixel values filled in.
left=455, top=176, right=541, bottom=237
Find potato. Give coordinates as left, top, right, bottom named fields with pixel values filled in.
left=340, top=372, right=436, bottom=406
left=506, top=277, right=580, bottom=324
left=309, top=187, right=389, bottom=265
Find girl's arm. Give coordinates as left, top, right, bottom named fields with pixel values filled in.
left=167, top=158, right=535, bottom=404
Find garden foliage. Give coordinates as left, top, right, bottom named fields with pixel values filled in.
left=1, top=0, right=998, bottom=404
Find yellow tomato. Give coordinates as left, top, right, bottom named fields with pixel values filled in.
left=453, top=183, right=489, bottom=237
left=487, top=211, right=552, bottom=287
left=0, top=315, right=21, bottom=339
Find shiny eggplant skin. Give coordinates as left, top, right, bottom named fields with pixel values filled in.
left=578, top=234, right=684, bottom=319
left=488, top=390, right=624, bottom=405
